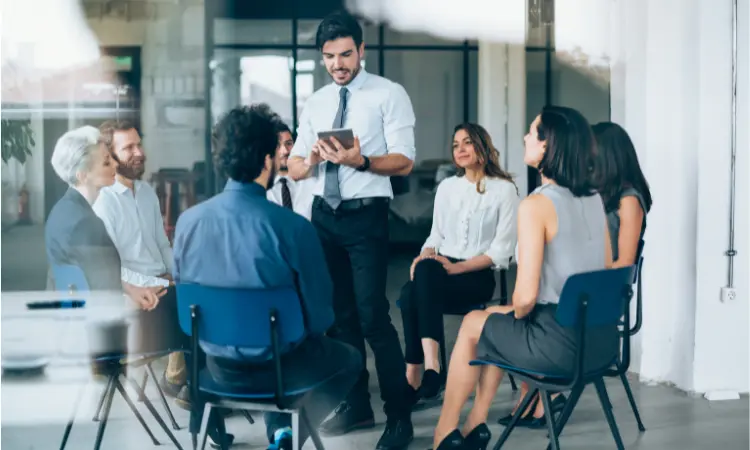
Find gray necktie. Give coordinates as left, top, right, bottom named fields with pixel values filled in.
left=323, top=87, right=348, bottom=209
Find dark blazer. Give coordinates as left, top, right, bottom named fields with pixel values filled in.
left=45, top=188, right=122, bottom=291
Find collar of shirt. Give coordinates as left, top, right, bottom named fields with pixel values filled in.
left=334, top=69, right=368, bottom=94
left=111, top=179, right=143, bottom=195
left=224, top=178, right=267, bottom=197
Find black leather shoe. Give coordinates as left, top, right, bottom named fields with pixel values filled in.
left=159, top=372, right=183, bottom=398
left=319, top=402, right=375, bottom=437
left=464, top=423, right=491, bottom=450
left=417, top=369, right=443, bottom=400
left=208, top=432, right=235, bottom=449
left=376, top=418, right=414, bottom=450
left=173, top=385, right=191, bottom=411
left=432, top=429, right=464, bottom=450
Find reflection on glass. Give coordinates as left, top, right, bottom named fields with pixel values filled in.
left=212, top=50, right=293, bottom=125
left=295, top=49, right=380, bottom=122
left=384, top=28, right=465, bottom=46
left=384, top=51, right=468, bottom=164
left=214, top=19, right=293, bottom=45
left=551, top=56, right=609, bottom=125
left=468, top=50, right=478, bottom=124
left=525, top=51, right=548, bottom=125
left=297, top=19, right=379, bottom=47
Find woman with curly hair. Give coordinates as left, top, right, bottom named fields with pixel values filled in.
left=399, top=123, right=519, bottom=402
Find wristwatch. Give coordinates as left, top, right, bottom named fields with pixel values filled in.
left=356, top=155, right=370, bottom=172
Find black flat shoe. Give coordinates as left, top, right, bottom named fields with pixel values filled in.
left=463, top=423, right=491, bottom=450
left=431, top=429, right=465, bottom=450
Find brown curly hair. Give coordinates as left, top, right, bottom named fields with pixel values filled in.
left=452, top=122, right=516, bottom=194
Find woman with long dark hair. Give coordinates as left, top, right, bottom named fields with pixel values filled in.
left=592, top=122, right=652, bottom=266
left=431, top=106, right=616, bottom=450
left=400, top=123, right=519, bottom=402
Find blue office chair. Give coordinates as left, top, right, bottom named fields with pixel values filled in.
left=52, top=264, right=183, bottom=450
left=605, top=239, right=646, bottom=432
left=176, top=284, right=330, bottom=450
left=471, top=266, right=636, bottom=450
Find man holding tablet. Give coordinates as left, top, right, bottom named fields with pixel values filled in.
left=287, top=10, right=417, bottom=450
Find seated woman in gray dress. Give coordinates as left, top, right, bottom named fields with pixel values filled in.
left=431, top=106, right=616, bottom=450
left=592, top=121, right=652, bottom=266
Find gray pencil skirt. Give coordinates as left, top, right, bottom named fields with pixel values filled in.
left=476, top=303, right=620, bottom=377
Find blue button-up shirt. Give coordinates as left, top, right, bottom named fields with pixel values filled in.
left=172, top=179, right=334, bottom=360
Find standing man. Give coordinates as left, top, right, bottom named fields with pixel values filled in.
left=288, top=10, right=417, bottom=450
left=266, top=121, right=315, bottom=220
left=93, top=121, right=190, bottom=410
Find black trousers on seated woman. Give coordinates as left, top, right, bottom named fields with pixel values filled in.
left=400, top=257, right=496, bottom=365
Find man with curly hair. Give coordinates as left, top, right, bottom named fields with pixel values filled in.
left=172, top=104, right=361, bottom=449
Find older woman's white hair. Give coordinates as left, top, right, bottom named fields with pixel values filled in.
left=50, top=125, right=103, bottom=186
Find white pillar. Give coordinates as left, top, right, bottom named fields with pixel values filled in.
left=611, top=0, right=749, bottom=395
left=478, top=42, right=528, bottom=197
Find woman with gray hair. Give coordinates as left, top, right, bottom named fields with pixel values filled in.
left=45, top=125, right=162, bottom=309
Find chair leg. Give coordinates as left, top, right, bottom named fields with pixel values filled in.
left=138, top=367, right=149, bottom=402
left=92, top=376, right=114, bottom=422
left=113, top=377, right=161, bottom=445
left=508, top=374, right=518, bottom=392
left=198, top=403, right=213, bottom=450
left=594, top=378, right=625, bottom=450
left=540, top=391, right=560, bottom=450
left=439, top=335, right=448, bottom=375
left=302, top=408, right=326, bottom=450
left=146, top=362, right=181, bottom=430
left=494, top=388, right=539, bottom=450
left=59, top=380, right=90, bottom=450
left=619, top=371, right=646, bottom=431
left=241, top=410, right=255, bottom=425
left=292, top=411, right=301, bottom=450
left=553, top=384, right=585, bottom=438
left=124, top=375, right=185, bottom=450
left=92, top=375, right=117, bottom=450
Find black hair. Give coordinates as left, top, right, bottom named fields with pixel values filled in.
left=536, top=105, right=597, bottom=197
left=592, top=121, right=653, bottom=213
left=212, top=104, right=279, bottom=183
left=316, top=10, right=363, bottom=50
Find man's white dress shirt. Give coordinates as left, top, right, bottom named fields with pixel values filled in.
left=422, top=176, right=520, bottom=269
left=93, top=180, right=172, bottom=287
left=290, top=69, right=416, bottom=200
left=266, top=174, right=316, bottom=221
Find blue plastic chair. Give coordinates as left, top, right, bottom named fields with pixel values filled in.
left=52, top=264, right=183, bottom=450
left=471, top=266, right=636, bottom=450
left=176, top=284, right=329, bottom=450
left=605, top=239, right=647, bottom=432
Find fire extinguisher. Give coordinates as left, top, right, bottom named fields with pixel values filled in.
left=18, top=184, right=30, bottom=224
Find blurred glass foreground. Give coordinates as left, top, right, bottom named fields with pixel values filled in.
left=1, top=0, right=748, bottom=448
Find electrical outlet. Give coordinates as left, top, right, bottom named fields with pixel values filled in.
left=720, top=287, right=737, bottom=302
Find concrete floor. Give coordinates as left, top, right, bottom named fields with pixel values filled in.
left=2, top=225, right=749, bottom=449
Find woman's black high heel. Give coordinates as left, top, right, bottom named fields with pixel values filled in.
left=432, top=429, right=465, bottom=450
left=464, top=423, right=491, bottom=450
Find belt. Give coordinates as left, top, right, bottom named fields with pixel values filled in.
left=313, top=196, right=389, bottom=213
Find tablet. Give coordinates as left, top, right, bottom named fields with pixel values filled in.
left=317, top=128, right=355, bottom=150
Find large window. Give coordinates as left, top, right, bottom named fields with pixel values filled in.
left=204, top=1, right=478, bottom=194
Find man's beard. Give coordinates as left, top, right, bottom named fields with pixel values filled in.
left=117, top=163, right=145, bottom=180
left=266, top=164, right=277, bottom=191
left=331, top=63, right=360, bottom=86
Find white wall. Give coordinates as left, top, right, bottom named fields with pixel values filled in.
left=609, top=0, right=749, bottom=395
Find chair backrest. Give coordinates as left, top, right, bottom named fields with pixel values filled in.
left=52, top=264, right=91, bottom=293
left=555, top=266, right=636, bottom=328
left=175, top=284, right=306, bottom=349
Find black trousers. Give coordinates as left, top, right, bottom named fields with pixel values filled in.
left=206, top=337, right=361, bottom=445
left=311, top=196, right=414, bottom=419
left=400, top=258, right=496, bottom=365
